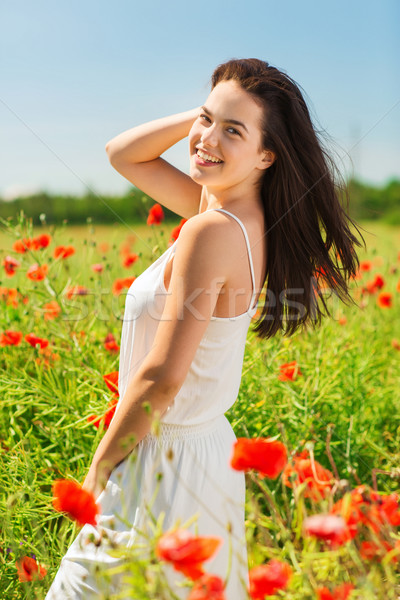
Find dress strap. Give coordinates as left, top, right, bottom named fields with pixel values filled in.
left=212, top=208, right=257, bottom=311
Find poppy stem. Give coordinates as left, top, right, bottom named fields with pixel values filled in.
left=371, top=468, right=400, bottom=492
left=325, top=424, right=340, bottom=480
left=248, top=472, right=286, bottom=530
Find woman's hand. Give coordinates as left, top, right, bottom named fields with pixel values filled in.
left=82, top=461, right=112, bottom=502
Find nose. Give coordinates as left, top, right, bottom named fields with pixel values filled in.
left=200, top=123, right=219, bottom=147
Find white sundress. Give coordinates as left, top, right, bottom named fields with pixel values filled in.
left=45, top=208, right=259, bottom=600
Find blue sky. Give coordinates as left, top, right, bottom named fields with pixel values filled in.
left=1, top=0, right=399, bottom=200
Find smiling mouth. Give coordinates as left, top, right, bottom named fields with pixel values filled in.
left=196, top=149, right=223, bottom=164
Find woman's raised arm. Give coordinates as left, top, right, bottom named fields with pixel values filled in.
left=105, top=108, right=202, bottom=219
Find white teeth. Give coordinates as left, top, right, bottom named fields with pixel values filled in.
left=197, top=149, right=222, bottom=163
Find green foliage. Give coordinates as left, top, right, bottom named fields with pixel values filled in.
left=345, top=177, right=400, bottom=224
left=0, top=213, right=399, bottom=599
left=0, top=188, right=179, bottom=226
left=0, top=177, right=399, bottom=226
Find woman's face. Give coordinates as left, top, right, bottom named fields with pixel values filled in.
left=188, top=79, right=274, bottom=192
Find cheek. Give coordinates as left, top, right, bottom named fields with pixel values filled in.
left=188, top=122, right=201, bottom=146
left=236, top=145, right=259, bottom=165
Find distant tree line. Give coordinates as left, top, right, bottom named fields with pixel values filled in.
left=0, top=188, right=177, bottom=226
left=0, top=178, right=399, bottom=226
left=346, top=178, right=400, bottom=224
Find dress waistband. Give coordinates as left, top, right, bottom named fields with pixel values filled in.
left=142, top=414, right=228, bottom=442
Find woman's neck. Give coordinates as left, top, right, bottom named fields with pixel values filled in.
left=199, top=187, right=263, bottom=215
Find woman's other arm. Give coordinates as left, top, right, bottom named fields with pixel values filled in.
left=82, top=371, right=177, bottom=499
left=105, top=108, right=202, bottom=219
left=82, top=213, right=229, bottom=499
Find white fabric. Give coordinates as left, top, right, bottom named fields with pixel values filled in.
left=45, top=209, right=258, bottom=599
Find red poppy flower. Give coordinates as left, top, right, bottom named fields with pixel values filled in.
left=282, top=450, right=333, bottom=501
left=25, top=333, right=49, bottom=349
left=104, top=333, right=120, bottom=353
left=104, top=340, right=120, bottom=352
left=359, top=540, right=397, bottom=562
left=0, top=287, right=27, bottom=308
left=102, top=372, right=119, bottom=398
left=65, top=285, right=89, bottom=299
left=278, top=361, right=302, bottom=381
left=122, top=253, right=139, bottom=268
left=0, top=330, right=23, bottom=346
left=43, top=300, right=61, bottom=320
left=16, top=556, right=47, bottom=582
left=3, top=255, right=21, bottom=277
left=331, top=486, right=400, bottom=537
left=0, top=287, right=10, bottom=302
left=147, top=203, right=164, bottom=225
left=52, top=479, right=99, bottom=526
left=248, top=560, right=292, bottom=599
left=329, top=492, right=363, bottom=543
left=377, top=292, right=392, bottom=308
left=304, top=514, right=348, bottom=546
left=101, top=399, right=117, bottom=426
left=87, top=396, right=118, bottom=430
left=27, top=263, right=48, bottom=281
left=367, top=491, right=400, bottom=530
left=169, top=219, right=188, bottom=246
left=359, top=261, right=372, bottom=272
left=31, top=234, right=51, bottom=250
left=364, top=274, right=385, bottom=294
left=36, top=345, right=61, bottom=368
left=392, top=339, right=400, bottom=351
left=1, top=287, right=14, bottom=305
left=119, top=241, right=132, bottom=256
left=317, top=583, right=355, bottom=600
left=13, top=238, right=33, bottom=253
left=54, top=245, right=75, bottom=259
left=230, top=438, right=287, bottom=479
left=156, top=528, right=222, bottom=581
left=112, top=277, right=136, bottom=295
left=188, top=573, right=226, bottom=600
left=91, top=263, right=104, bottom=273
left=102, top=398, right=118, bottom=428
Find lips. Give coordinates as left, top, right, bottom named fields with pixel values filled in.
left=195, top=148, right=223, bottom=163
left=194, top=152, right=222, bottom=167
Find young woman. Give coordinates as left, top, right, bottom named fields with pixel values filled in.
left=45, top=58, right=364, bottom=599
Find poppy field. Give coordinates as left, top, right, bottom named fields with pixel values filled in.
left=0, top=208, right=400, bottom=599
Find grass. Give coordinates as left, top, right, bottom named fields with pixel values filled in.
left=0, top=213, right=399, bottom=599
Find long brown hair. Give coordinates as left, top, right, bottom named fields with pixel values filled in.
left=211, top=58, right=366, bottom=339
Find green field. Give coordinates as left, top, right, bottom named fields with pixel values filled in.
left=0, top=215, right=399, bottom=599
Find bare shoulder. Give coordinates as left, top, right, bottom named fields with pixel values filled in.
left=176, top=210, right=238, bottom=267
left=180, top=209, right=239, bottom=241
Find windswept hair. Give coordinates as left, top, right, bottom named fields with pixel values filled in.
left=211, top=58, right=366, bottom=339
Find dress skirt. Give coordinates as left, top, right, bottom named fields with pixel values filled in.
left=45, top=414, right=249, bottom=599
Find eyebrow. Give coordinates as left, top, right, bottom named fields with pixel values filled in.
left=201, top=106, right=249, bottom=134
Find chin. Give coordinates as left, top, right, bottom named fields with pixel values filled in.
left=189, top=166, right=200, bottom=181
left=189, top=173, right=202, bottom=184
left=189, top=166, right=208, bottom=183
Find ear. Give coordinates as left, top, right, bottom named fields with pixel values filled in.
left=258, top=149, right=276, bottom=170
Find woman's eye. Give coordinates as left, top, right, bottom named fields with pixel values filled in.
left=198, top=115, right=239, bottom=136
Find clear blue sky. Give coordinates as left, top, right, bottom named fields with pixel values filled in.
left=1, top=0, right=399, bottom=200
